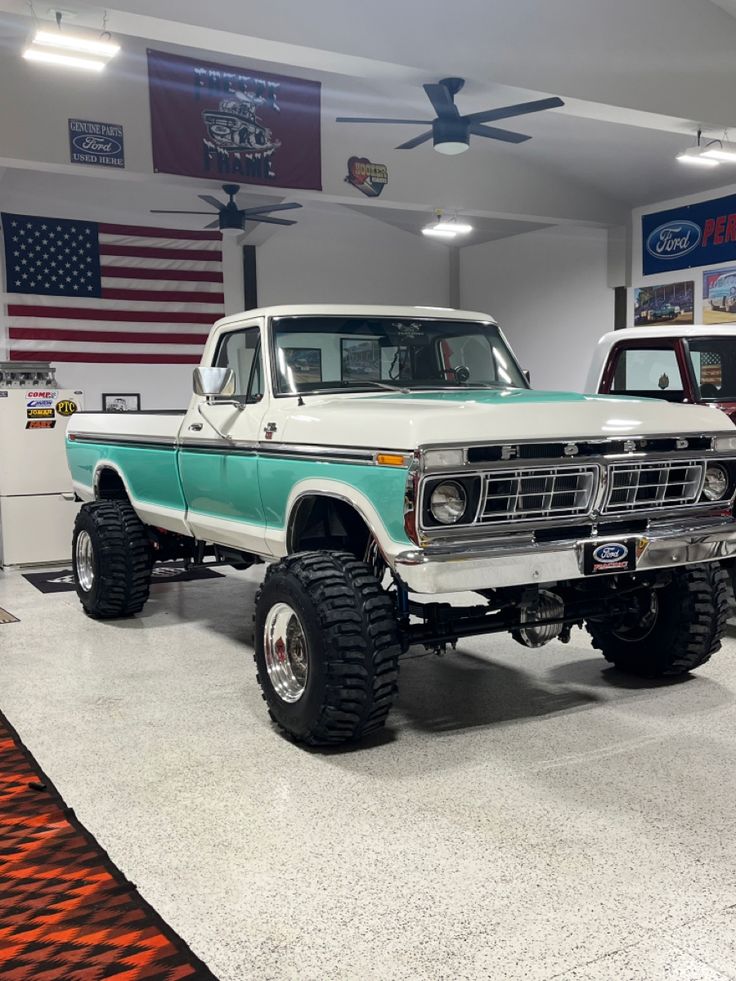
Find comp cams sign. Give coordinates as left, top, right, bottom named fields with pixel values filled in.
left=642, top=192, right=736, bottom=275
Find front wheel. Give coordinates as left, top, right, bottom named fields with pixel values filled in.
left=253, top=552, right=401, bottom=745
left=72, top=501, right=153, bottom=619
left=585, top=564, right=730, bottom=677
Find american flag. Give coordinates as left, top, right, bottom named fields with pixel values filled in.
left=1, top=213, right=224, bottom=363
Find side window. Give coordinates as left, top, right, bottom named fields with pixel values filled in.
left=610, top=346, right=685, bottom=400
left=214, top=327, right=263, bottom=401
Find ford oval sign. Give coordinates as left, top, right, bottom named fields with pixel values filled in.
left=645, top=220, right=701, bottom=262
left=72, top=134, right=122, bottom=156
left=592, top=542, right=628, bottom=564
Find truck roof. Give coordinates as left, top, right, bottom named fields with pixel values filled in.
left=213, top=304, right=496, bottom=329
left=599, top=324, right=736, bottom=343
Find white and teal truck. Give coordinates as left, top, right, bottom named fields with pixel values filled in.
left=67, top=305, right=736, bottom=746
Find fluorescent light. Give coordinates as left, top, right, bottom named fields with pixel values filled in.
left=31, top=29, right=120, bottom=58
left=676, top=146, right=720, bottom=168
left=436, top=220, right=473, bottom=234
left=23, top=47, right=106, bottom=71
left=422, top=226, right=458, bottom=238
left=701, top=144, right=736, bottom=162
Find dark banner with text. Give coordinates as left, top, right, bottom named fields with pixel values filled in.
left=642, top=192, right=736, bottom=275
left=147, top=49, right=321, bottom=190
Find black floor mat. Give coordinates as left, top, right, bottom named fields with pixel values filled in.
left=23, top=564, right=224, bottom=594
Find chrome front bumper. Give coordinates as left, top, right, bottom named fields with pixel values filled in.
left=393, top=518, right=736, bottom=594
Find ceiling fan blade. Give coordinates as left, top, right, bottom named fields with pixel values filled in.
left=198, top=194, right=226, bottom=211
left=465, top=96, right=564, bottom=126
left=205, top=219, right=222, bottom=230
left=150, top=210, right=217, bottom=215
left=335, top=116, right=429, bottom=125
left=469, top=124, right=531, bottom=144
left=396, top=130, right=434, bottom=150
left=423, top=82, right=459, bottom=119
left=249, top=215, right=298, bottom=226
left=242, top=202, right=303, bottom=217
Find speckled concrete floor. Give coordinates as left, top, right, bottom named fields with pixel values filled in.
left=1, top=565, right=736, bottom=981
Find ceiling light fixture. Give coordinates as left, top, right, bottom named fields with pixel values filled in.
left=676, top=146, right=720, bottom=168
left=422, top=211, right=474, bottom=238
left=22, top=8, right=120, bottom=71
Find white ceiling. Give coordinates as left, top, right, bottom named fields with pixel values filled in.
left=2, top=0, right=736, bottom=242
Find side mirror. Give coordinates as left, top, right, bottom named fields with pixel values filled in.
left=193, top=366, right=236, bottom=399
left=523, top=369, right=531, bottom=385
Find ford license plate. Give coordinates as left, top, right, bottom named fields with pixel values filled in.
left=582, top=539, right=637, bottom=576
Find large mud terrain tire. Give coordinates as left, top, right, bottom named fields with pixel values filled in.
left=586, top=564, right=730, bottom=677
left=72, top=501, right=153, bottom=619
left=254, top=551, right=401, bottom=746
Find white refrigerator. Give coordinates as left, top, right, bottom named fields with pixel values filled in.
left=0, top=384, right=85, bottom=567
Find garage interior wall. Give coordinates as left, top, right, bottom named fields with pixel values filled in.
left=0, top=198, right=451, bottom=410
left=630, top=180, right=736, bottom=326
left=460, top=225, right=614, bottom=392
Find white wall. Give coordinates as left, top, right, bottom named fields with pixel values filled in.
left=459, top=226, right=614, bottom=392
left=256, top=205, right=449, bottom=306
left=1, top=176, right=451, bottom=407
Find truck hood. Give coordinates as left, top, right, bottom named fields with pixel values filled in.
left=278, top=388, right=735, bottom=449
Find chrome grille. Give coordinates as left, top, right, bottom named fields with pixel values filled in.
left=480, top=466, right=598, bottom=524
left=604, top=460, right=705, bottom=513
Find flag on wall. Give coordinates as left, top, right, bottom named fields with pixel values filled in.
left=1, top=213, right=225, bottom=363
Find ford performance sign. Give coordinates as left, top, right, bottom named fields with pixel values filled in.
left=643, top=193, right=736, bottom=274
left=68, top=119, right=125, bottom=169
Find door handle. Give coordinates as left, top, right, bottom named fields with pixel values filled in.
left=188, top=423, right=203, bottom=431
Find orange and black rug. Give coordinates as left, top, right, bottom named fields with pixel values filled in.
left=0, top=710, right=218, bottom=980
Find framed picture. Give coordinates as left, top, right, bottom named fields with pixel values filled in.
left=282, top=348, right=322, bottom=385
left=633, top=282, right=694, bottom=326
left=703, top=267, right=736, bottom=324
left=102, top=393, right=141, bottom=412
left=341, top=337, right=381, bottom=382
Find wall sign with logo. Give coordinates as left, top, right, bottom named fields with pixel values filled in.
left=69, top=119, right=125, bottom=168
left=642, top=191, right=736, bottom=275
left=345, top=157, right=388, bottom=197
left=147, top=49, right=321, bottom=190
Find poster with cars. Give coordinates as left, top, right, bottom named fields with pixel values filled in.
left=702, top=267, right=736, bottom=323
left=633, top=282, right=694, bottom=325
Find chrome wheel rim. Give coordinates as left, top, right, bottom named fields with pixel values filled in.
left=612, top=591, right=659, bottom=643
left=75, top=530, right=95, bottom=592
left=263, top=602, right=309, bottom=703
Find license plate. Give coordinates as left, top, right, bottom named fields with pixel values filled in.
left=582, top=538, right=637, bottom=576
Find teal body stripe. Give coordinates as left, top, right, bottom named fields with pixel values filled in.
left=67, top=440, right=411, bottom=545
left=67, top=441, right=186, bottom=511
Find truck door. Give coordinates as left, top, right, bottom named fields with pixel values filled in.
left=178, top=322, right=268, bottom=554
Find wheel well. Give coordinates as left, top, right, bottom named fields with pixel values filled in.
left=96, top=468, right=129, bottom=501
left=288, top=496, right=371, bottom=559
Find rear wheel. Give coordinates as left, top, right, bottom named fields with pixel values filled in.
left=72, top=501, right=153, bottom=619
left=585, top=564, right=730, bottom=677
left=253, top=551, right=401, bottom=745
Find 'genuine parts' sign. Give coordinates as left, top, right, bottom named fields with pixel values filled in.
left=68, top=119, right=125, bottom=169
left=642, top=192, right=736, bottom=275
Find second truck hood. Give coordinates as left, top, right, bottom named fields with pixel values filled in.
left=278, top=388, right=735, bottom=449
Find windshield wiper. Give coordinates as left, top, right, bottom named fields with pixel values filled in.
left=355, top=380, right=411, bottom=395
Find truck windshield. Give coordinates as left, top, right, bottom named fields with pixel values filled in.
left=270, top=316, right=527, bottom=395
left=687, top=337, right=736, bottom=402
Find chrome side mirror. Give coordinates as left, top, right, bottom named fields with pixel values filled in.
left=193, top=366, right=236, bottom=399
left=523, top=369, right=531, bottom=385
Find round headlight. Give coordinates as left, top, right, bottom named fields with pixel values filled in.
left=430, top=481, right=467, bottom=524
left=703, top=464, right=729, bottom=501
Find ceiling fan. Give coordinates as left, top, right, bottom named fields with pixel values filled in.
left=151, top=183, right=302, bottom=235
left=336, top=78, right=564, bottom=155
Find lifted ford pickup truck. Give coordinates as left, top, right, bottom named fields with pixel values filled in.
left=67, top=305, right=736, bottom=746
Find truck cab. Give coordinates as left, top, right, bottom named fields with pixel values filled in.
left=586, top=325, right=736, bottom=423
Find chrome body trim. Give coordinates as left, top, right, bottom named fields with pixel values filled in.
left=394, top=517, right=736, bottom=593
left=70, top=432, right=177, bottom=449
